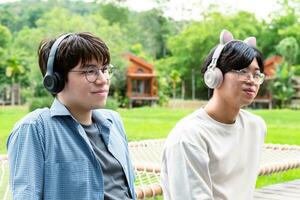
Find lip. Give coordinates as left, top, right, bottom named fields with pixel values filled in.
left=243, top=88, right=256, bottom=97
left=91, top=90, right=108, bottom=95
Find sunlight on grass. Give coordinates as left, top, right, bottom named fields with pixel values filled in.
left=256, top=168, right=300, bottom=188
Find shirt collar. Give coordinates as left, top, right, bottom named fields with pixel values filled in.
left=50, top=98, right=113, bottom=128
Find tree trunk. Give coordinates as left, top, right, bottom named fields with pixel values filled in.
left=11, top=78, right=15, bottom=106
left=17, top=82, right=21, bottom=105
left=172, top=82, right=176, bottom=99
left=181, top=80, right=185, bottom=100
left=192, top=68, right=195, bottom=100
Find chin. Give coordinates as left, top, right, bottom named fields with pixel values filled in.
left=91, top=101, right=107, bottom=109
left=241, top=99, right=254, bottom=107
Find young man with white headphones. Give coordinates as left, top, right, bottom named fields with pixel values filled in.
left=161, top=30, right=267, bottom=199
left=7, top=32, right=136, bottom=199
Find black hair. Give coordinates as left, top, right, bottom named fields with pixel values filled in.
left=201, top=41, right=264, bottom=98
left=38, top=32, right=110, bottom=83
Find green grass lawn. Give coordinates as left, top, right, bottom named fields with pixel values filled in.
left=1, top=105, right=300, bottom=193
left=0, top=106, right=28, bottom=154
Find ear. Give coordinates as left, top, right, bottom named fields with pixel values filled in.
left=220, top=29, right=234, bottom=45
left=244, top=37, right=256, bottom=47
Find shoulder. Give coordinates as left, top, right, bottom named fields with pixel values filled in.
left=94, top=108, right=121, bottom=122
left=239, top=109, right=265, bottom=125
left=12, top=108, right=50, bottom=131
left=239, top=109, right=267, bottom=132
left=165, top=109, right=210, bottom=148
left=7, top=108, right=49, bottom=148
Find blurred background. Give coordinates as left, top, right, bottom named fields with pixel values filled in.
left=0, top=0, right=300, bottom=199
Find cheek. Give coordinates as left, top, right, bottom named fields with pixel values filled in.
left=66, top=77, right=88, bottom=94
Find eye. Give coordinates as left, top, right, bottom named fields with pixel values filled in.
left=239, top=70, right=248, bottom=75
left=86, top=67, right=97, bottom=75
left=101, top=67, right=108, bottom=73
left=253, top=72, right=261, bottom=77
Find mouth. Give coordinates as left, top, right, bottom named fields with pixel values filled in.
left=91, top=90, right=108, bottom=95
left=243, top=88, right=256, bottom=97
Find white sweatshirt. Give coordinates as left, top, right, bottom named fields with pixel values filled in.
left=161, top=108, right=266, bottom=200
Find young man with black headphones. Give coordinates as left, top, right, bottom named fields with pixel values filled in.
left=7, top=32, right=136, bottom=199
left=161, top=30, right=267, bottom=199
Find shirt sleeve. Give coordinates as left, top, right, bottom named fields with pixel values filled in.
left=161, top=140, right=213, bottom=200
left=7, top=123, right=45, bottom=200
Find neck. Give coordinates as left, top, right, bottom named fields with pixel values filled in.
left=204, top=95, right=240, bottom=124
left=57, top=96, right=93, bottom=125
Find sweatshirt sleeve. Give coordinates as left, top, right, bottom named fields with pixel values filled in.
left=161, top=140, right=213, bottom=200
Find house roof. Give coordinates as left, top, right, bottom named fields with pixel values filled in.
left=124, top=52, right=154, bottom=71
left=263, top=55, right=282, bottom=77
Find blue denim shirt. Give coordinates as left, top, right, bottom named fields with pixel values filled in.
left=7, top=98, right=136, bottom=200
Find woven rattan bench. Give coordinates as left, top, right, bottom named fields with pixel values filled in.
left=1, top=139, right=300, bottom=199
left=129, top=139, right=300, bottom=199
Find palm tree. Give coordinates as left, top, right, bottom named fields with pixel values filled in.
left=170, top=70, right=181, bottom=99
left=5, top=55, right=25, bottom=105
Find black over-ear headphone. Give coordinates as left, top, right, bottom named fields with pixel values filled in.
left=43, top=33, right=72, bottom=94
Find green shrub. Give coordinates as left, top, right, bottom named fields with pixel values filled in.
left=29, top=96, right=53, bottom=111
left=104, top=97, right=119, bottom=110
left=294, top=65, right=300, bottom=76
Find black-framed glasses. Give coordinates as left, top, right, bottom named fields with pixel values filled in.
left=70, top=64, right=114, bottom=83
left=231, top=69, right=265, bottom=85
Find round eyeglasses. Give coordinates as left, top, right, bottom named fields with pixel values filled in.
left=70, top=64, right=114, bottom=83
left=230, top=69, right=265, bottom=85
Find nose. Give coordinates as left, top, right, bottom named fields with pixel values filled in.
left=95, top=70, right=109, bottom=84
left=246, top=73, right=255, bottom=84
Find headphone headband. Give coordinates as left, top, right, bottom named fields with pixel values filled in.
left=45, top=33, right=73, bottom=78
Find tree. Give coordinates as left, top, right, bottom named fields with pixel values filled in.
left=158, top=11, right=263, bottom=99
left=275, top=37, right=299, bottom=67
left=270, top=37, right=299, bottom=108
left=5, top=55, right=26, bottom=105
left=170, top=70, right=181, bottom=99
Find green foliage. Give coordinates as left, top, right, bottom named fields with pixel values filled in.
left=33, top=81, right=49, bottom=97
left=157, top=76, right=170, bottom=106
left=269, top=63, right=295, bottom=108
left=0, top=24, right=12, bottom=48
left=270, top=36, right=299, bottom=108
left=0, top=0, right=300, bottom=103
left=170, top=70, right=181, bottom=99
left=158, top=11, right=263, bottom=99
left=28, top=96, right=54, bottom=112
left=294, top=65, right=300, bottom=76
left=104, top=96, right=119, bottom=110
left=99, top=3, right=129, bottom=25
left=275, top=37, right=299, bottom=66
left=129, top=43, right=153, bottom=61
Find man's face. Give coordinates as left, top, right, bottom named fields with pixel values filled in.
left=59, top=59, right=110, bottom=111
left=217, top=58, right=262, bottom=108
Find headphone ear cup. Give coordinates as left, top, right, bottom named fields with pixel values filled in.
left=204, top=67, right=223, bottom=89
left=43, top=72, right=64, bottom=94
left=53, top=72, right=65, bottom=93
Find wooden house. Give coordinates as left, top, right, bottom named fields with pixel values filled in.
left=125, top=53, right=158, bottom=108
left=252, top=55, right=282, bottom=109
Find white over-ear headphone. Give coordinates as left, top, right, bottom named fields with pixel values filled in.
left=204, top=44, right=225, bottom=89
left=204, top=30, right=257, bottom=89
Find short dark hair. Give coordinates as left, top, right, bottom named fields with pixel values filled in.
left=38, top=32, right=110, bottom=83
left=201, top=41, right=264, bottom=98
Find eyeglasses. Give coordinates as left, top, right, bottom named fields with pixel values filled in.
left=230, top=69, right=265, bottom=85
left=70, top=64, right=114, bottom=83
